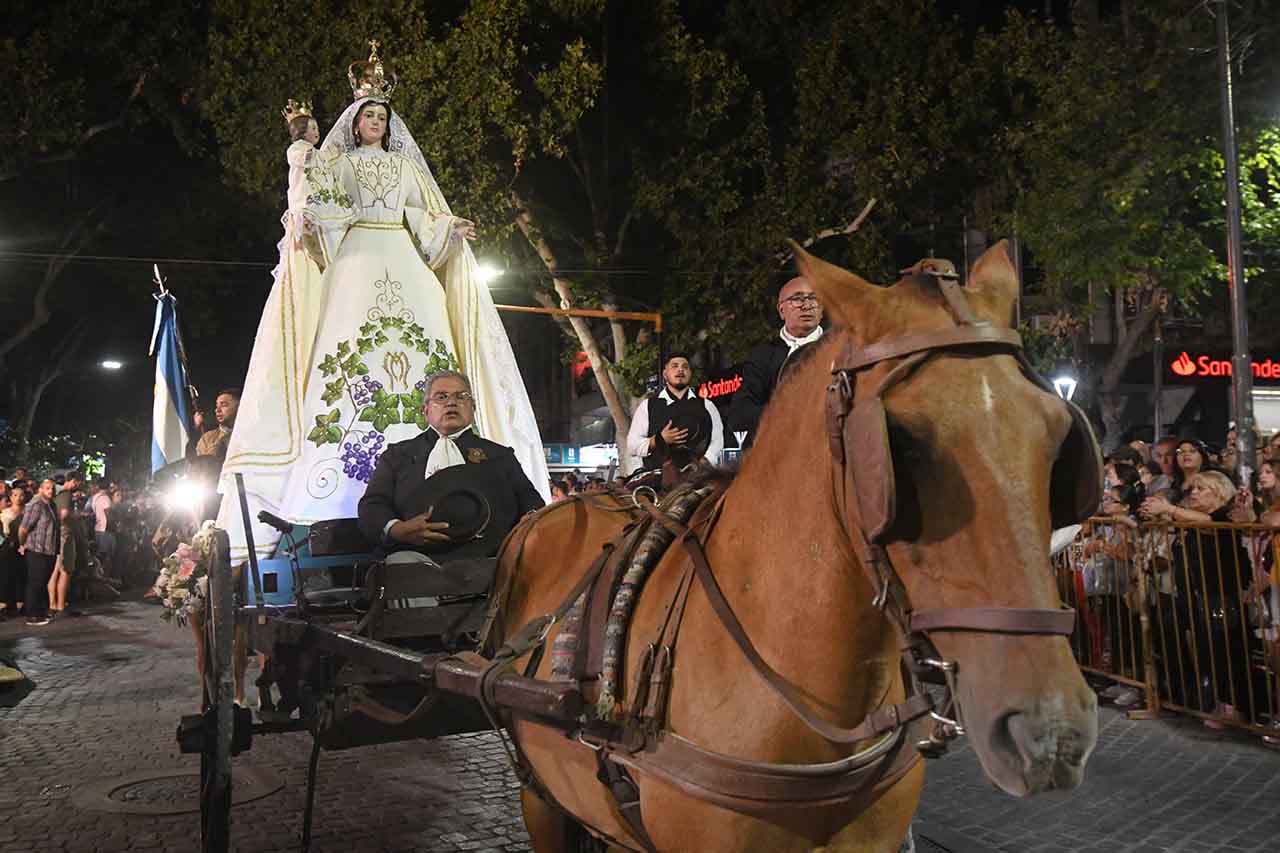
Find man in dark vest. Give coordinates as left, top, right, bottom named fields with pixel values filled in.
left=728, top=275, right=824, bottom=448
left=624, top=352, right=724, bottom=476
left=357, top=370, right=544, bottom=558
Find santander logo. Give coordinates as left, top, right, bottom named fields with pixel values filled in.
left=699, top=374, right=743, bottom=400
left=1170, top=351, right=1280, bottom=380
left=1170, top=352, right=1197, bottom=376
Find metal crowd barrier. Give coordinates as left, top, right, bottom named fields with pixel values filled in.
left=1054, top=518, right=1280, bottom=737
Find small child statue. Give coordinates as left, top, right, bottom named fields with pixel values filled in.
left=281, top=99, right=321, bottom=247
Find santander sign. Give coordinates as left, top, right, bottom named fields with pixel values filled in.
left=1170, top=351, right=1280, bottom=380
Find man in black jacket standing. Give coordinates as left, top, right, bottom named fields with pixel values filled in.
left=728, top=276, right=824, bottom=448
left=357, top=370, right=543, bottom=558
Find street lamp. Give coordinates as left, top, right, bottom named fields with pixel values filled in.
left=475, top=261, right=504, bottom=287
left=99, top=359, right=124, bottom=370
left=1053, top=374, right=1078, bottom=401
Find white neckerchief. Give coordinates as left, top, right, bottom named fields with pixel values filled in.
left=424, top=426, right=472, bottom=480
left=780, top=325, right=823, bottom=353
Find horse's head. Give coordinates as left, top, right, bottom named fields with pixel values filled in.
left=790, top=241, right=1099, bottom=796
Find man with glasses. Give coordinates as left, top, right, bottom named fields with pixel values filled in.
left=357, top=370, right=544, bottom=555
left=728, top=275, right=824, bottom=449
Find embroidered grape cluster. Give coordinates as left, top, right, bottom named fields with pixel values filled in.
left=340, top=432, right=386, bottom=483
left=350, top=376, right=385, bottom=408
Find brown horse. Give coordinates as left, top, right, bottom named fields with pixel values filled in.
left=494, top=242, right=1099, bottom=852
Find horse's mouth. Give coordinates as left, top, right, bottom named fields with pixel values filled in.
left=981, top=705, right=1097, bottom=796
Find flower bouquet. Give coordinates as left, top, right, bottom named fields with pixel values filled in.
left=154, top=522, right=217, bottom=625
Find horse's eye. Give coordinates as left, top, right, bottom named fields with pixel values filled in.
left=888, top=424, right=925, bottom=466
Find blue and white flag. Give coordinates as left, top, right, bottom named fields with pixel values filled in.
left=149, top=288, right=193, bottom=473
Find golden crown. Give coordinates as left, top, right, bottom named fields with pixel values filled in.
left=348, top=39, right=397, bottom=102
left=282, top=99, right=314, bottom=122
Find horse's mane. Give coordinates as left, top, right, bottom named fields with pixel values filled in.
left=687, top=462, right=737, bottom=490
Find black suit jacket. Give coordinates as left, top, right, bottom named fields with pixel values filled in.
left=357, top=428, right=544, bottom=557
left=728, top=336, right=813, bottom=447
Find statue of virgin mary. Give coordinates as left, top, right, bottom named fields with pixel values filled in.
left=216, top=43, right=550, bottom=559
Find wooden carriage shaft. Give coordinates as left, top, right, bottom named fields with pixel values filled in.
left=240, top=610, right=582, bottom=721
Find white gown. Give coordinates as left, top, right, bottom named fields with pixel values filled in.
left=217, top=140, right=549, bottom=560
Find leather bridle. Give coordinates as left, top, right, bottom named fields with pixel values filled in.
left=824, top=261, right=1076, bottom=755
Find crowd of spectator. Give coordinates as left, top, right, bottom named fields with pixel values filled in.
left=547, top=470, right=608, bottom=502
left=1080, top=424, right=1280, bottom=746
left=0, top=466, right=162, bottom=625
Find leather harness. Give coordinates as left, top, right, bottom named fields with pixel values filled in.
left=469, top=261, right=1094, bottom=851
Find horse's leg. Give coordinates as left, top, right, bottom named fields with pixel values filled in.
left=521, top=787, right=574, bottom=853
left=521, top=787, right=606, bottom=852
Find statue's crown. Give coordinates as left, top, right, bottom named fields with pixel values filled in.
left=348, top=39, right=397, bottom=102
left=283, top=99, right=313, bottom=121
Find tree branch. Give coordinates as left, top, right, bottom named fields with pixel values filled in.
left=0, top=73, right=146, bottom=183
left=511, top=189, right=633, bottom=438
left=1100, top=286, right=1164, bottom=391
left=0, top=202, right=109, bottom=375
left=613, top=208, right=635, bottom=263
left=775, top=198, right=878, bottom=266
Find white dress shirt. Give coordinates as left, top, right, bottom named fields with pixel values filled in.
left=383, top=425, right=473, bottom=537
left=779, top=324, right=823, bottom=353
left=624, top=386, right=724, bottom=475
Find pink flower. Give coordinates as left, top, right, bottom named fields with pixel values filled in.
left=178, top=559, right=197, bottom=579
left=176, top=544, right=194, bottom=561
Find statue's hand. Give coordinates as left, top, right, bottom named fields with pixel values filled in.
left=452, top=219, right=477, bottom=242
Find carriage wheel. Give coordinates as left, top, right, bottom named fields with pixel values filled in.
left=199, top=532, right=236, bottom=853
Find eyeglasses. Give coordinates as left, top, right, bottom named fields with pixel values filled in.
left=780, top=293, right=820, bottom=308
left=428, top=391, right=474, bottom=404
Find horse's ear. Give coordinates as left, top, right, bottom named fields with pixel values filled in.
left=968, top=239, right=1019, bottom=327
left=789, top=241, right=881, bottom=328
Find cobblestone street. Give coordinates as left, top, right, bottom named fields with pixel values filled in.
left=2, top=597, right=1279, bottom=852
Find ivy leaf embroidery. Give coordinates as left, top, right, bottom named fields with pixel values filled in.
left=357, top=337, right=375, bottom=355
left=307, top=409, right=344, bottom=446
left=318, top=354, right=341, bottom=378
left=359, top=389, right=401, bottom=434
left=340, top=352, right=368, bottom=377
left=336, top=340, right=351, bottom=357
left=321, top=377, right=347, bottom=406
left=359, top=322, right=377, bottom=337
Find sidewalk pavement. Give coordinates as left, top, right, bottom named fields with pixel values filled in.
left=2, top=597, right=1279, bottom=852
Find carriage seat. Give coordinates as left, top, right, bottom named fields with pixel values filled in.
left=363, top=551, right=497, bottom=645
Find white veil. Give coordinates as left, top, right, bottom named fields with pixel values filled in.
left=321, top=97, right=451, bottom=214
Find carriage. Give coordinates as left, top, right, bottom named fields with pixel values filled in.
left=180, top=242, right=1105, bottom=853
left=179, top=480, right=588, bottom=852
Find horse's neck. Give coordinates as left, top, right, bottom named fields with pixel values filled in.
left=689, top=360, right=900, bottom=746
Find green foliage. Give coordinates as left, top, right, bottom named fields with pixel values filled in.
left=976, top=5, right=1280, bottom=326
left=610, top=340, right=659, bottom=398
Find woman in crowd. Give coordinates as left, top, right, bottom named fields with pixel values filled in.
left=0, top=485, right=27, bottom=618
left=1242, top=507, right=1280, bottom=746
left=1168, top=439, right=1210, bottom=503
left=1254, top=459, right=1280, bottom=515
left=1087, top=478, right=1144, bottom=707
left=1145, top=470, right=1256, bottom=724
